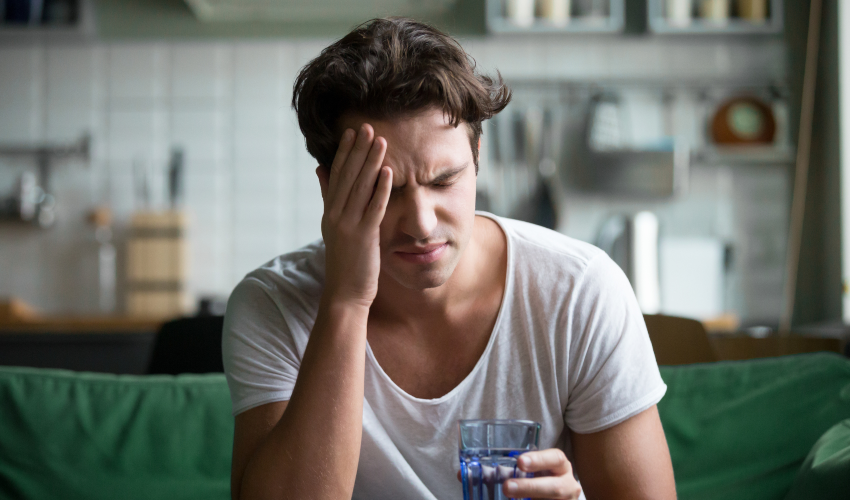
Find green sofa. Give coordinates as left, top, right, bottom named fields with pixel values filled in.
left=1, top=353, right=849, bottom=499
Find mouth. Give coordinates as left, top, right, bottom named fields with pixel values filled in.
left=393, top=243, right=449, bottom=265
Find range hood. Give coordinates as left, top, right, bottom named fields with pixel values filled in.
left=184, top=0, right=457, bottom=23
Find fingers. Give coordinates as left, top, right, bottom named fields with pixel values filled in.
left=342, top=136, right=387, bottom=219
left=327, top=128, right=356, bottom=199
left=329, top=124, right=375, bottom=217
left=517, top=449, right=571, bottom=477
left=361, top=166, right=392, bottom=227
left=502, top=475, right=582, bottom=500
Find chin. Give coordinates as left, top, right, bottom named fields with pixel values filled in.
left=382, top=252, right=461, bottom=290
left=385, top=266, right=453, bottom=290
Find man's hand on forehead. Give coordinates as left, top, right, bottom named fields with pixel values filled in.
left=315, top=122, right=393, bottom=309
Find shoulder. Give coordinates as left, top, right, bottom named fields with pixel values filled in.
left=232, top=239, right=326, bottom=304
left=485, top=214, right=635, bottom=319
left=225, top=239, right=326, bottom=331
left=488, top=214, right=610, bottom=280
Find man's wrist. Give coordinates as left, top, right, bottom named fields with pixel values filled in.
left=318, top=293, right=372, bottom=330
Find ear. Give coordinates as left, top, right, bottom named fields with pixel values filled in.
left=478, top=138, right=482, bottom=150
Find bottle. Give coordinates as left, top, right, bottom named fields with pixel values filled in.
left=88, top=206, right=117, bottom=314
left=538, top=0, right=571, bottom=26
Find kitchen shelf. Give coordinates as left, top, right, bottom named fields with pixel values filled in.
left=648, top=0, right=783, bottom=35
left=486, top=0, right=624, bottom=34
left=692, top=144, right=795, bottom=165
left=0, top=134, right=90, bottom=228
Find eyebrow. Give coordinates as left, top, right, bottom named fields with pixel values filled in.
left=393, top=162, right=469, bottom=190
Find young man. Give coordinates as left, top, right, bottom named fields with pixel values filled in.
left=223, top=17, right=676, bottom=500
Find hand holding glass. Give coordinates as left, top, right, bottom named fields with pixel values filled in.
left=458, top=419, right=541, bottom=500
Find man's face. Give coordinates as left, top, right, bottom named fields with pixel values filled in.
left=338, top=107, right=477, bottom=291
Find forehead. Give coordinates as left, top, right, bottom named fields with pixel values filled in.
left=337, top=108, right=472, bottom=177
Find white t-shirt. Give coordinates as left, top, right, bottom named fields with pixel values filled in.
left=222, top=212, right=666, bottom=500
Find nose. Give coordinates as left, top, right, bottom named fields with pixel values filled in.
left=398, top=188, right=438, bottom=241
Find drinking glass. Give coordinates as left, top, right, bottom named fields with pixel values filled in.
left=458, top=419, right=541, bottom=500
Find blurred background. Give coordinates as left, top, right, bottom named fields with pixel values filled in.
left=0, top=0, right=847, bottom=371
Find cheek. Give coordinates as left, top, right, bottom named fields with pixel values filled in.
left=450, top=178, right=478, bottom=215
left=435, top=181, right=478, bottom=238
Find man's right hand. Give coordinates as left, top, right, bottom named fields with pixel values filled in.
left=233, top=124, right=392, bottom=500
left=316, top=124, right=393, bottom=309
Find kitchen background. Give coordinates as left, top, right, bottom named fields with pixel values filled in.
left=0, top=0, right=841, bottom=332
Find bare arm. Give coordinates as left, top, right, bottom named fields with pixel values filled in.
left=230, top=124, right=393, bottom=500
left=571, top=405, right=677, bottom=500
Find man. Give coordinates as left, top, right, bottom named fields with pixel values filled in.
left=223, top=17, right=676, bottom=500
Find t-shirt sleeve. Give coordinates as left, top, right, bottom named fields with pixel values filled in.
left=222, top=276, right=308, bottom=416
left=563, top=253, right=667, bottom=434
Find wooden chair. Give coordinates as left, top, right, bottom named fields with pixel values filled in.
left=643, top=314, right=718, bottom=365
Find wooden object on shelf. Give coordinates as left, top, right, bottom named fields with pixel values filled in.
left=701, top=313, right=741, bottom=333
left=738, top=0, right=768, bottom=22
left=698, top=0, right=730, bottom=24
left=126, top=211, right=189, bottom=319
left=0, top=298, right=38, bottom=323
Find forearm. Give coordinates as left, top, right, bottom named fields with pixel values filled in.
left=239, top=298, right=370, bottom=500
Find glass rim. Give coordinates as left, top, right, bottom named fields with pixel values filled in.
left=458, top=419, right=540, bottom=427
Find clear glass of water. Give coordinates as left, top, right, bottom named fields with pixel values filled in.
left=458, top=419, right=541, bottom=500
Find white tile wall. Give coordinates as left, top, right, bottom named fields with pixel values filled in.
left=108, top=44, right=170, bottom=103
left=0, top=34, right=786, bottom=314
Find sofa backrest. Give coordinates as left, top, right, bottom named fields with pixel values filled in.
left=2, top=353, right=850, bottom=500
left=658, top=352, right=850, bottom=500
left=0, top=366, right=233, bottom=500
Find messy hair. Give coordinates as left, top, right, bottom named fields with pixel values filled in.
left=292, top=17, right=511, bottom=172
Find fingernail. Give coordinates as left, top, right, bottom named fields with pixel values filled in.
left=344, top=129, right=354, bottom=142
left=519, top=456, right=530, bottom=467
left=505, top=481, right=517, bottom=493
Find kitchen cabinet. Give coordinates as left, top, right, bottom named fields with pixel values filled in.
left=648, top=0, right=783, bottom=34
left=0, top=0, right=96, bottom=43
left=0, top=316, right=162, bottom=374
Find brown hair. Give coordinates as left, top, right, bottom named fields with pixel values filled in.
left=292, top=17, right=511, bottom=172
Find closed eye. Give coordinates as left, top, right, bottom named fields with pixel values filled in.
left=390, top=162, right=468, bottom=193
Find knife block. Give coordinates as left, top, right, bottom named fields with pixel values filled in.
left=126, top=211, right=189, bottom=318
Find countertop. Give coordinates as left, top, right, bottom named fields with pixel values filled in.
left=0, top=316, right=164, bottom=333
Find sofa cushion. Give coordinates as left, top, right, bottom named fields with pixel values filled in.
left=783, top=418, right=850, bottom=499
left=658, top=353, right=850, bottom=500
left=0, top=366, right=233, bottom=500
